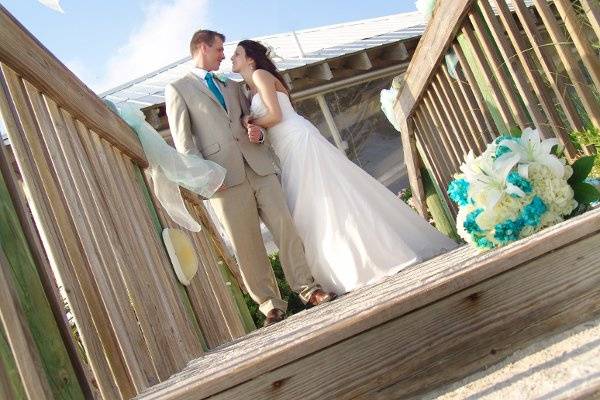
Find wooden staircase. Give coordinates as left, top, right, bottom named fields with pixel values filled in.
left=137, top=207, right=600, bottom=399
left=1, top=1, right=599, bottom=399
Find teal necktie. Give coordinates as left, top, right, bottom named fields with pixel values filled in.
left=205, top=72, right=227, bottom=111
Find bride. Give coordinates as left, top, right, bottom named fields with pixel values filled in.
left=231, top=40, right=458, bottom=294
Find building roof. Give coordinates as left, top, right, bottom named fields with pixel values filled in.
left=101, top=11, right=426, bottom=107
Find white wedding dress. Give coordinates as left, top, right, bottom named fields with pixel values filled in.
left=251, top=92, right=458, bottom=294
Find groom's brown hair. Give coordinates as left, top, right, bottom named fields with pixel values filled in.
left=190, top=30, right=226, bottom=56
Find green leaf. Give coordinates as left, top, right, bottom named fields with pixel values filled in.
left=508, top=126, right=522, bottom=137
left=569, top=155, right=596, bottom=184
left=572, top=181, right=600, bottom=204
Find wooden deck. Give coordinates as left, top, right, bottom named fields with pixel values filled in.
left=137, top=207, right=600, bottom=400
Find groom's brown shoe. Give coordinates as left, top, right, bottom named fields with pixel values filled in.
left=307, top=289, right=338, bottom=306
left=263, top=308, right=285, bottom=327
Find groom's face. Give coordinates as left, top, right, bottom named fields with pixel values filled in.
left=202, top=37, right=225, bottom=71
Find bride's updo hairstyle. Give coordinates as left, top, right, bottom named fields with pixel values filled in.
left=237, top=40, right=290, bottom=93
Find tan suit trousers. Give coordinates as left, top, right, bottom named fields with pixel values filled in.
left=209, top=163, right=318, bottom=315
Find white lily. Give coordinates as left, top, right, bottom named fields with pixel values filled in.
left=380, top=88, right=401, bottom=132
left=460, top=150, right=524, bottom=209
left=495, top=127, right=564, bottom=178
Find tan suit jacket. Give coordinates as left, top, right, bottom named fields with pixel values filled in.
left=165, top=71, right=317, bottom=315
left=165, top=72, right=276, bottom=188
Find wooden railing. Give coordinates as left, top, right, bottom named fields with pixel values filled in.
left=395, top=0, right=600, bottom=218
left=0, top=5, right=249, bottom=399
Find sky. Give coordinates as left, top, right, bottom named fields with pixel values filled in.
left=1, top=0, right=418, bottom=93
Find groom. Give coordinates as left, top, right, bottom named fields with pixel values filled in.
left=165, top=29, right=335, bottom=326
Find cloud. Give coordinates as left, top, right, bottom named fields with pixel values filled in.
left=95, top=0, right=210, bottom=93
left=38, top=0, right=65, bottom=13
left=65, top=58, right=102, bottom=91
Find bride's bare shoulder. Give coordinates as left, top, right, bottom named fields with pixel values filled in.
left=252, top=69, right=276, bottom=82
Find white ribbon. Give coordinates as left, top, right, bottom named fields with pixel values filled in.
left=114, top=102, right=226, bottom=232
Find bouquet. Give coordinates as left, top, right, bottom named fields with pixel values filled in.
left=447, top=128, right=599, bottom=250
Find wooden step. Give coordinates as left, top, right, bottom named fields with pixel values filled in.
left=137, top=208, right=600, bottom=400
left=420, top=316, right=600, bottom=399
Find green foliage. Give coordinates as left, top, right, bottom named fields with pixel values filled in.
left=397, top=187, right=412, bottom=203
left=570, top=127, right=600, bottom=177
left=572, top=181, right=600, bottom=204
left=569, top=155, right=597, bottom=184
left=242, top=253, right=305, bottom=327
left=567, top=154, right=600, bottom=207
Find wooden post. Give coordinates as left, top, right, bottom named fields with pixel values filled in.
left=0, top=246, right=53, bottom=400
left=0, top=146, right=85, bottom=399
left=421, top=167, right=460, bottom=241
left=0, top=325, right=27, bottom=399
left=219, top=265, right=256, bottom=334
left=400, top=118, right=427, bottom=217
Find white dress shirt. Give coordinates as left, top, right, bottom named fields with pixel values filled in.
left=190, top=67, right=224, bottom=98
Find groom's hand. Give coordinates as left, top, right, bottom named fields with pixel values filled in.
left=241, top=115, right=252, bottom=129
left=247, top=124, right=263, bottom=144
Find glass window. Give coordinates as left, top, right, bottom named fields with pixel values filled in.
left=323, top=77, right=408, bottom=193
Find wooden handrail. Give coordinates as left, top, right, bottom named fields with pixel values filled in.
left=394, top=0, right=476, bottom=132
left=0, top=5, right=147, bottom=167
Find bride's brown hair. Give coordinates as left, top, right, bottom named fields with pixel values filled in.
left=237, top=40, right=290, bottom=93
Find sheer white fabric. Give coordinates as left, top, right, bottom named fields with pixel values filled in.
left=116, top=103, right=226, bottom=232
left=251, top=92, right=458, bottom=293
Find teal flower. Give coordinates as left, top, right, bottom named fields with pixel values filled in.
left=494, top=218, right=525, bottom=243
left=474, top=235, right=495, bottom=249
left=507, top=171, right=532, bottom=196
left=464, top=208, right=484, bottom=234
left=521, top=196, right=547, bottom=227
left=448, top=178, right=470, bottom=206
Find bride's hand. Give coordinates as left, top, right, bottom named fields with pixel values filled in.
left=247, top=124, right=263, bottom=144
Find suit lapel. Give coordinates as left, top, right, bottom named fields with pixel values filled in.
left=186, top=72, right=228, bottom=117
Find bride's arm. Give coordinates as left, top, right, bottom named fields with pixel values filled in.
left=250, top=70, right=283, bottom=129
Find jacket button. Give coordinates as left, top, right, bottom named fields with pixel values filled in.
left=235, top=137, right=239, bottom=141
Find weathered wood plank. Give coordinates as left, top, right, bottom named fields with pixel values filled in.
left=424, top=90, right=463, bottom=165
left=0, top=326, right=27, bottom=400
left=431, top=74, right=470, bottom=156
left=553, top=0, right=600, bottom=92
left=23, top=79, right=156, bottom=393
left=581, top=0, right=600, bottom=41
left=533, top=0, right=600, bottom=128
left=401, top=118, right=427, bottom=217
left=469, top=8, right=531, bottom=130
left=511, top=0, right=586, bottom=134
left=488, top=0, right=576, bottom=157
left=0, top=6, right=146, bottom=166
left=0, top=93, right=93, bottom=398
left=416, top=106, right=455, bottom=184
left=440, top=64, right=486, bottom=154
left=461, top=23, right=516, bottom=130
left=137, top=208, right=600, bottom=400
left=45, top=94, right=171, bottom=388
left=413, top=112, right=448, bottom=194
left=0, top=246, right=53, bottom=400
left=395, top=0, right=476, bottom=128
left=132, top=169, right=210, bottom=353
left=0, top=64, right=129, bottom=399
left=111, top=145, right=203, bottom=366
left=452, top=43, right=498, bottom=142
left=209, top=234, right=600, bottom=400
left=153, top=203, right=234, bottom=349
